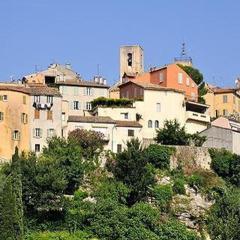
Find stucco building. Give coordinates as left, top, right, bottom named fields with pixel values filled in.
left=0, top=84, right=62, bottom=161
left=200, top=117, right=240, bottom=155
left=204, top=83, right=240, bottom=119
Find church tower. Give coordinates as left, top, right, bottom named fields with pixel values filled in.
left=119, top=45, right=144, bottom=82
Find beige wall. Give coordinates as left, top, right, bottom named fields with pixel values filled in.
left=0, top=90, right=30, bottom=161
left=29, top=95, right=62, bottom=153
left=59, top=85, right=108, bottom=116
left=204, top=91, right=240, bottom=118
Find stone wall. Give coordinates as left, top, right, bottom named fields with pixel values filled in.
left=170, top=146, right=212, bottom=173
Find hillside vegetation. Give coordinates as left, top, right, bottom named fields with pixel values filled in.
left=0, top=128, right=239, bottom=240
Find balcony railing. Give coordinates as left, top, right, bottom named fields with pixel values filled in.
left=186, top=111, right=210, bottom=123
left=33, top=102, right=53, bottom=110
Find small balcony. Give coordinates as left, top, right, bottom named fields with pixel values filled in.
left=186, top=111, right=210, bottom=123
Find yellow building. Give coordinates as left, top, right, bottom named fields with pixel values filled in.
left=0, top=86, right=30, bottom=162
left=204, top=84, right=240, bottom=119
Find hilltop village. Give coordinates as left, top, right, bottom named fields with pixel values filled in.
left=0, top=44, right=239, bottom=161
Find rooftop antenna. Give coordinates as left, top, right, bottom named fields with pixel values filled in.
left=34, top=65, right=38, bottom=73
left=174, top=42, right=192, bottom=65
left=97, top=64, right=100, bottom=76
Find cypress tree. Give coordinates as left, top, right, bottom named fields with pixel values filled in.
left=0, top=147, right=24, bottom=240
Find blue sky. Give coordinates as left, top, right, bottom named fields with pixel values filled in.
left=0, top=0, right=239, bottom=87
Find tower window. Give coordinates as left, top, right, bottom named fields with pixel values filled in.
left=127, top=53, right=133, bottom=67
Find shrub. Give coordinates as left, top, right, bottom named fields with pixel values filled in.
left=209, top=148, right=240, bottom=187
left=144, top=144, right=175, bottom=169
left=91, top=97, right=133, bottom=109
left=172, top=178, right=186, bottom=195
left=152, top=184, right=173, bottom=212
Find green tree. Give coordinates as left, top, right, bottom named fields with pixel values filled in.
left=143, top=144, right=174, bottom=169
left=68, top=129, right=105, bottom=160
left=208, top=188, right=240, bottom=240
left=42, top=137, right=85, bottom=194
left=178, top=64, right=207, bottom=103
left=155, top=119, right=190, bottom=145
left=113, top=139, right=155, bottom=205
left=0, top=148, right=24, bottom=240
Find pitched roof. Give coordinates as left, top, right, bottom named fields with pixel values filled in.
left=119, top=80, right=184, bottom=94
left=68, top=115, right=142, bottom=128
left=0, top=85, right=61, bottom=97
left=115, top=120, right=142, bottom=128
left=56, top=80, right=110, bottom=88
left=68, top=116, right=116, bottom=124
left=212, top=88, right=236, bottom=94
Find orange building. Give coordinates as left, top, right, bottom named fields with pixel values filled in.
left=123, top=63, right=198, bottom=102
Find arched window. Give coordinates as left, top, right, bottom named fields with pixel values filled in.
left=155, top=120, right=159, bottom=128
left=148, top=120, right=152, bottom=128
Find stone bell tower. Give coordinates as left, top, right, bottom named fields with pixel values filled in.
left=119, top=45, right=144, bottom=82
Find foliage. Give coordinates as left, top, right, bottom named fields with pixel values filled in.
left=91, top=97, right=133, bottom=109
left=68, top=129, right=105, bottom=160
left=156, top=220, right=200, bottom=240
left=0, top=148, right=24, bottom=240
left=42, top=137, right=85, bottom=194
left=113, top=138, right=156, bottom=205
left=25, top=230, right=93, bottom=240
left=187, top=169, right=225, bottom=196
left=209, top=148, right=240, bottom=187
left=152, top=184, right=173, bottom=212
left=155, top=119, right=206, bottom=147
left=173, top=178, right=186, bottom=195
left=155, top=119, right=190, bottom=145
left=207, top=188, right=240, bottom=240
left=144, top=144, right=175, bottom=169
left=189, top=133, right=206, bottom=147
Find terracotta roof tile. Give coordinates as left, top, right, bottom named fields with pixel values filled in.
left=68, top=116, right=115, bottom=124
left=115, top=120, right=142, bottom=128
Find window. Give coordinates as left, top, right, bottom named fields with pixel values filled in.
left=186, top=77, right=190, bottom=86
left=86, top=102, right=92, bottom=110
left=62, top=112, right=66, bottom=121
left=127, top=53, right=133, bottom=67
left=121, top=112, right=129, bottom=119
left=34, top=96, right=40, bottom=103
left=0, top=112, right=4, bottom=121
left=21, top=113, right=28, bottom=124
left=47, top=96, right=53, bottom=103
left=178, top=73, right=183, bottom=84
left=128, top=129, right=134, bottom=137
left=3, top=95, right=8, bottom=101
left=156, top=103, right=161, bottom=112
left=34, top=110, right=40, bottom=119
left=35, top=144, right=40, bottom=152
left=117, top=144, right=122, bottom=153
left=233, top=96, right=236, bottom=104
left=192, top=82, right=195, bottom=88
left=148, top=120, right=153, bottom=128
left=47, top=129, right=55, bottom=138
left=73, top=101, right=80, bottom=110
left=223, top=95, right=228, bottom=103
left=47, top=110, right=53, bottom=120
left=34, top=128, right=42, bottom=138
left=12, top=130, right=20, bottom=141
left=191, top=92, right=196, bottom=101
left=223, top=109, right=228, bottom=116
left=86, top=87, right=92, bottom=96
left=215, top=110, right=219, bottom=117
left=74, top=87, right=79, bottom=96
left=159, top=72, right=164, bottom=82
left=155, top=120, right=159, bottom=128
left=23, top=96, right=26, bottom=104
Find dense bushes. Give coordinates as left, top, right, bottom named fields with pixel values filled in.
left=144, top=144, right=174, bottom=169
left=155, top=119, right=206, bottom=146
left=91, top=97, right=133, bottom=109
left=209, top=148, right=240, bottom=187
